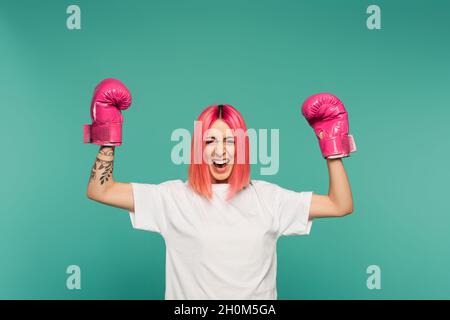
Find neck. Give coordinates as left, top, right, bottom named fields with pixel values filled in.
left=212, top=179, right=229, bottom=184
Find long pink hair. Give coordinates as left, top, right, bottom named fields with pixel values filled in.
left=188, top=104, right=250, bottom=201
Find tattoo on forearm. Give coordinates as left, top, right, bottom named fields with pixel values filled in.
left=89, top=148, right=114, bottom=184
left=89, top=157, right=114, bottom=184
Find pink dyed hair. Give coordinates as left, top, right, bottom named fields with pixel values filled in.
left=188, top=104, right=250, bottom=201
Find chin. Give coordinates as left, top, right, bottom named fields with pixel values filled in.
left=209, top=165, right=233, bottom=183
left=211, top=175, right=230, bottom=183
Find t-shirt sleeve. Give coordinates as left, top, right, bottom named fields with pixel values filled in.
left=128, top=182, right=169, bottom=234
left=267, top=183, right=313, bottom=237
left=277, top=189, right=313, bottom=237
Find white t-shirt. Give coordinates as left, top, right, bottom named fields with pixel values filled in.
left=128, top=179, right=313, bottom=300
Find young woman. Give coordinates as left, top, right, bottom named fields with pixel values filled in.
left=85, top=78, right=355, bottom=300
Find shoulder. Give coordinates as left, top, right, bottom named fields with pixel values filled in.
left=247, top=180, right=283, bottom=196
left=158, top=179, right=187, bottom=191
left=249, top=179, right=279, bottom=189
left=159, top=179, right=185, bottom=186
left=250, top=180, right=305, bottom=196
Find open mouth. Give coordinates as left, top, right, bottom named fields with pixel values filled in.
left=212, top=159, right=230, bottom=169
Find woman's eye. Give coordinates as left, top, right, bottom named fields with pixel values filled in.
left=226, top=140, right=235, bottom=144
left=205, top=140, right=214, bottom=144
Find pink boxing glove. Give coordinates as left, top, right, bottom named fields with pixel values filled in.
left=83, top=78, right=132, bottom=146
left=301, top=93, right=357, bottom=159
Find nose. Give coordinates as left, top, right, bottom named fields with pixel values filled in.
left=213, top=141, right=226, bottom=156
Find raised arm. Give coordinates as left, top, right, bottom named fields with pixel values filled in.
left=310, top=159, right=353, bottom=218
left=86, top=146, right=134, bottom=212
left=301, top=93, right=356, bottom=218
left=83, top=78, right=134, bottom=212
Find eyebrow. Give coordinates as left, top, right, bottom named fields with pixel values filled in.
left=205, top=136, right=235, bottom=140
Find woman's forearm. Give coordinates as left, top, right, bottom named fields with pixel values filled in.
left=327, top=158, right=353, bottom=213
left=86, top=146, right=115, bottom=199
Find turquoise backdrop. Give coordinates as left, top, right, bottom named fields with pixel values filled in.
left=0, top=0, right=449, bottom=299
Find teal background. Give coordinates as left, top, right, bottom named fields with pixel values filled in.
left=0, top=0, right=449, bottom=299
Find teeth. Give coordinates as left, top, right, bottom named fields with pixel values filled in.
left=213, top=159, right=228, bottom=165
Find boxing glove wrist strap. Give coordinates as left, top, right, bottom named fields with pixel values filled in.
left=319, top=134, right=357, bottom=159
left=84, top=123, right=122, bottom=145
